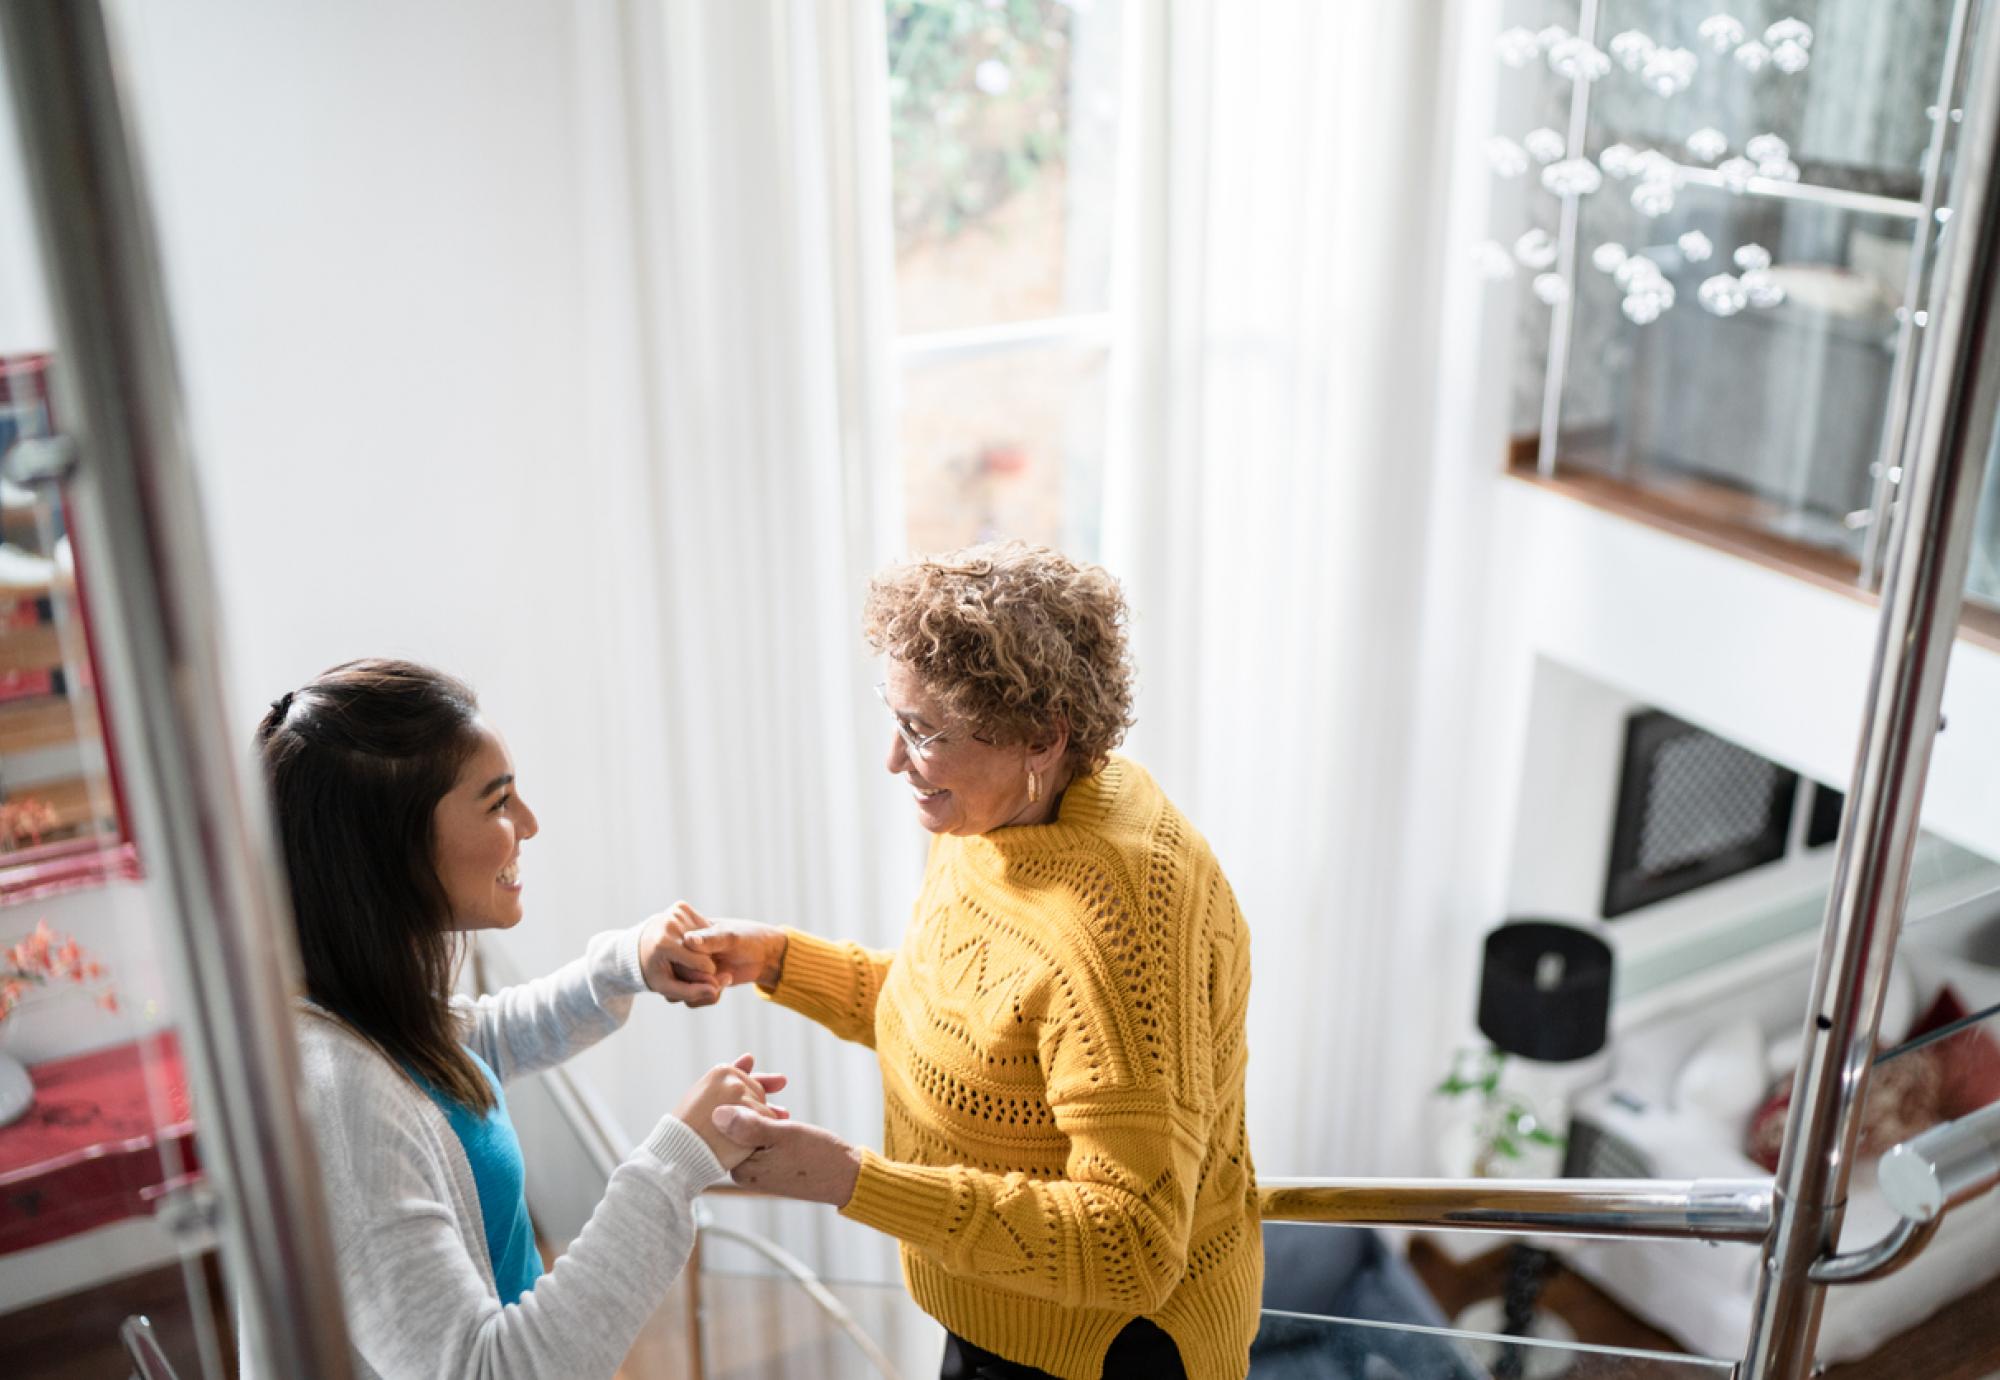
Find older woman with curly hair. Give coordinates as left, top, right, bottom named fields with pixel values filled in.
left=661, top=542, right=1262, bottom=1380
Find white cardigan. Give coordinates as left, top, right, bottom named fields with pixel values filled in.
left=252, top=925, right=724, bottom=1380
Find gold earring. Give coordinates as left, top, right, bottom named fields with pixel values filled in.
left=1027, top=769, right=1040, bottom=804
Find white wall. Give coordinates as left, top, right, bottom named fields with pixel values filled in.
left=1496, top=478, right=2000, bottom=863
left=108, top=0, right=593, bottom=745
left=103, top=0, right=649, bottom=997
left=1505, top=656, right=1843, bottom=931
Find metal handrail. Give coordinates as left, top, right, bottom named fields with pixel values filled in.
left=1877, top=1099, right=2000, bottom=1222
left=1257, top=1176, right=1774, bottom=1244
left=1738, top=0, right=2000, bottom=1364
left=1806, top=1216, right=1941, bottom=1286
left=0, top=3, right=355, bottom=1375
left=1861, top=0, right=1978, bottom=587
left=1260, top=1112, right=2000, bottom=1285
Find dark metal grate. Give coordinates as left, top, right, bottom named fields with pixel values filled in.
left=1603, top=710, right=1798, bottom=918
left=1564, top=1114, right=1656, bottom=1180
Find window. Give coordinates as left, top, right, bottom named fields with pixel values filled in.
left=884, top=0, right=1124, bottom=557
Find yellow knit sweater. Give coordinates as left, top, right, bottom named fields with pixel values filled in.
left=765, top=756, right=1261, bottom=1380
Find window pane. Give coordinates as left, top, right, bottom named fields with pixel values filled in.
left=899, top=344, right=1107, bottom=556
left=886, top=0, right=1122, bottom=334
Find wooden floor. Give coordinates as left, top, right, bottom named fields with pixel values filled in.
left=0, top=1255, right=235, bottom=1380
left=1411, top=1239, right=2000, bottom=1380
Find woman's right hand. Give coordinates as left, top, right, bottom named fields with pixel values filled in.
left=668, top=903, right=789, bottom=1002
left=675, top=1053, right=787, bottom=1171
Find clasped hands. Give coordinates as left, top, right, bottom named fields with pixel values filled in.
left=640, top=902, right=861, bottom=1207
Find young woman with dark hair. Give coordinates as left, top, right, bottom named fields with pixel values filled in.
left=252, top=658, right=767, bottom=1379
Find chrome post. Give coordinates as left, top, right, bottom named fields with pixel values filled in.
left=1860, top=0, right=1975, bottom=587
left=1534, top=0, right=1600, bottom=478
left=1739, top=7, right=2000, bottom=1376
left=0, top=3, right=354, bottom=1376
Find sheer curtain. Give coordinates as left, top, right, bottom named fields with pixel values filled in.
left=562, top=0, right=918, bottom=1283
left=1105, top=0, right=1504, bottom=1178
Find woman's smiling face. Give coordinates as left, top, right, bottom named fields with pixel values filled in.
left=880, top=659, right=1056, bottom=837
left=432, top=720, right=539, bottom=930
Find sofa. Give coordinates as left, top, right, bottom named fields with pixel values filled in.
left=1560, top=920, right=2000, bottom=1363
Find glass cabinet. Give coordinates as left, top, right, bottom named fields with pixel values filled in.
left=1486, top=0, right=2000, bottom=614
left=0, top=353, right=139, bottom=902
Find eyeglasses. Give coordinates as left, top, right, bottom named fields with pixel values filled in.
left=875, top=682, right=952, bottom=760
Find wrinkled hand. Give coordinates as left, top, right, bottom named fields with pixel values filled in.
left=639, top=903, right=722, bottom=1004
left=674, top=1054, right=789, bottom=1172
left=711, top=1106, right=862, bottom=1207
left=672, top=903, right=790, bottom=1007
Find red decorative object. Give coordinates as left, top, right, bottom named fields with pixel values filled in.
left=1744, top=984, right=2000, bottom=1171
left=0, top=798, right=60, bottom=852
left=0, top=1032, right=195, bottom=1255
left=1907, top=986, right=2000, bottom=1116
left=1, top=920, right=115, bottom=1022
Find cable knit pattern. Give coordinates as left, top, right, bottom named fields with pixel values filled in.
left=767, top=757, right=1260, bottom=1380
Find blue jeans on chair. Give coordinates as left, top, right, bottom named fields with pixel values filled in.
left=1250, top=1225, right=1485, bottom=1380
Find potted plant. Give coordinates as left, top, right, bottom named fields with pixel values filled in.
left=1435, top=1045, right=1567, bottom=1177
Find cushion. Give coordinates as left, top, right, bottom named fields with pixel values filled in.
left=1908, top=986, right=2000, bottom=1116
left=1673, top=1017, right=1768, bottom=1130
left=1744, top=983, right=2000, bottom=1171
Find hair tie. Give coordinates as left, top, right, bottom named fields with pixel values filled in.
left=271, top=690, right=296, bottom=720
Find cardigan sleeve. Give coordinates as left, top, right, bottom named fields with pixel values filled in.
left=758, top=927, right=896, bottom=1049
left=332, top=1100, right=723, bottom=1380
left=835, top=874, right=1219, bottom=1315
left=837, top=1038, right=1212, bottom=1314
left=452, top=926, right=650, bottom=1082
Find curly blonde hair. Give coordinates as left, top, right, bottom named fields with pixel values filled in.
left=864, top=542, right=1136, bottom=777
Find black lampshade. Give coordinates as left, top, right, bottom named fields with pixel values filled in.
left=1477, top=920, right=1614, bottom=1063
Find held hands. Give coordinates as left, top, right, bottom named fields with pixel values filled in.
left=709, top=1104, right=862, bottom=1207
left=649, top=907, right=857, bottom=1206
left=643, top=901, right=789, bottom=1008
left=638, top=904, right=723, bottom=1003
left=675, top=1053, right=789, bottom=1172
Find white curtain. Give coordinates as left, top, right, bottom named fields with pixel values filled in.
left=1105, top=0, right=1500, bottom=1179
left=558, top=0, right=919, bottom=1284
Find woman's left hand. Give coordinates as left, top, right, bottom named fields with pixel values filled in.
left=638, top=905, right=722, bottom=1003
left=710, top=1105, right=863, bottom=1207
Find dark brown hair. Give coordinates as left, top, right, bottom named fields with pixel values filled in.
left=256, top=658, right=494, bottom=1112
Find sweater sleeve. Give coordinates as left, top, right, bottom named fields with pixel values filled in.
left=323, top=1065, right=726, bottom=1378
left=838, top=962, right=1213, bottom=1314
left=453, top=927, right=649, bottom=1082
left=759, top=927, right=895, bottom=1049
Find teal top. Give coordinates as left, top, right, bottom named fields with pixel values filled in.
left=415, top=1047, right=540, bottom=1305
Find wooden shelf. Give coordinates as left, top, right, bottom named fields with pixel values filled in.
left=1, top=775, right=113, bottom=845
left=1504, top=448, right=2000, bottom=654
left=0, top=698, right=79, bottom=754
left=0, top=623, right=62, bottom=676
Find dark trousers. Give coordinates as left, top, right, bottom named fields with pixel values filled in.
left=939, top=1318, right=1186, bottom=1380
